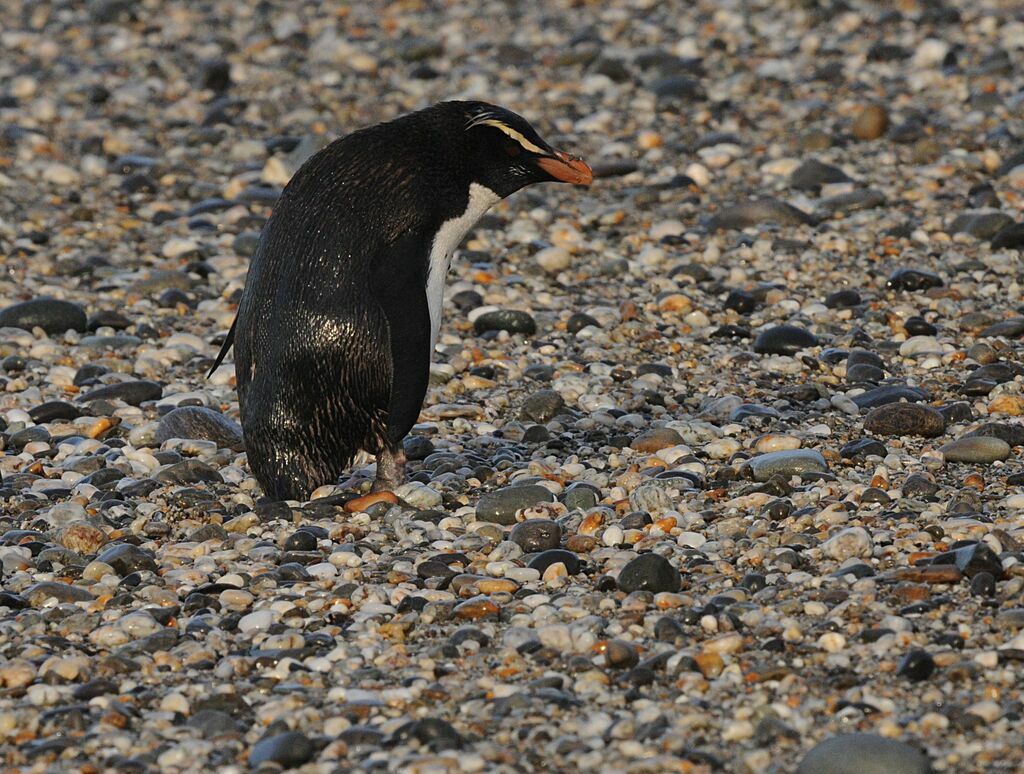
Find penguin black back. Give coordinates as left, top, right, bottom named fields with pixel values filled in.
left=212, top=101, right=592, bottom=500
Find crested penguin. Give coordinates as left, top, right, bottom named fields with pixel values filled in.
left=210, top=101, right=592, bottom=501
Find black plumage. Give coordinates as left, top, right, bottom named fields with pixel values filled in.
left=211, top=101, right=591, bottom=500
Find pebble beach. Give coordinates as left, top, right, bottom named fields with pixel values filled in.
left=3, top=0, right=1024, bottom=771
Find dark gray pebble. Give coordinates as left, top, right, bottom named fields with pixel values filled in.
left=797, top=733, right=929, bottom=774
left=476, top=485, right=555, bottom=525
left=96, top=543, right=158, bottom=575
left=249, top=731, right=317, bottom=768
left=0, top=298, right=87, bottom=334
left=864, top=403, right=946, bottom=437
left=708, top=198, right=815, bottom=230
left=753, top=325, right=818, bottom=355
left=617, top=553, right=681, bottom=593
left=520, top=390, right=565, bottom=422
left=155, top=406, right=244, bottom=451
left=509, top=519, right=562, bottom=552
left=473, top=310, right=537, bottom=336
left=78, top=380, right=163, bottom=406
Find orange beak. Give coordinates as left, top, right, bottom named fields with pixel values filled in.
left=537, top=150, right=593, bottom=186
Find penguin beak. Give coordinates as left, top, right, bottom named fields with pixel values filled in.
left=537, top=150, right=594, bottom=186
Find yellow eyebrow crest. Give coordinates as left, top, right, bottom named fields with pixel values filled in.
left=474, top=118, right=547, bottom=155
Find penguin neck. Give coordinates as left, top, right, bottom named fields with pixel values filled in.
left=426, top=181, right=501, bottom=352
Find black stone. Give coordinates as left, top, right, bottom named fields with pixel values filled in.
left=840, top=438, right=887, bottom=460
left=617, top=553, right=681, bottom=593
left=509, top=519, right=561, bottom=553
left=249, top=731, right=316, bottom=768
left=753, top=325, right=818, bottom=355
left=824, top=289, right=861, bottom=309
left=790, top=159, right=852, bottom=191
left=851, top=385, right=929, bottom=409
left=724, top=290, right=757, bottom=314
left=896, top=649, right=936, bottom=682
left=526, top=549, right=581, bottom=575
left=970, top=571, right=996, bottom=597
left=886, top=268, right=943, bottom=292
left=0, top=298, right=87, bottom=334
left=79, top=380, right=162, bottom=406
left=567, top=312, right=600, bottom=334
left=96, top=543, right=158, bottom=575
left=473, top=310, right=536, bottom=336
left=29, top=400, right=83, bottom=422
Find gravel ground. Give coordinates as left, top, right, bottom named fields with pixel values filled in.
left=3, top=0, right=1024, bottom=771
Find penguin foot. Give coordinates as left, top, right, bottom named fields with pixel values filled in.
left=372, top=447, right=406, bottom=492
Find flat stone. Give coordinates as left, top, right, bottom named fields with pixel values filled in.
left=940, top=436, right=1011, bottom=463
left=864, top=403, right=946, bottom=437
left=747, top=450, right=829, bottom=482
left=155, top=406, right=244, bottom=451
left=476, top=485, right=555, bottom=526
left=24, top=582, right=95, bottom=605
left=797, top=733, right=929, bottom=774
left=473, top=310, right=537, bottom=335
left=708, top=198, right=816, bottom=230
left=79, top=380, right=163, bottom=406
left=753, top=325, right=818, bottom=355
left=0, top=298, right=87, bottom=334
left=852, top=385, right=929, bottom=409
left=630, top=427, right=684, bottom=452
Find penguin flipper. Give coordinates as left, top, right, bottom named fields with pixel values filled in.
left=372, top=232, right=433, bottom=447
left=207, top=316, right=238, bottom=378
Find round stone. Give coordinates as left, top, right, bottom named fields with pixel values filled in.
left=617, top=553, right=681, bottom=593
left=509, top=519, right=561, bottom=552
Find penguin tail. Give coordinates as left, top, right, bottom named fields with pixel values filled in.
left=207, top=316, right=238, bottom=378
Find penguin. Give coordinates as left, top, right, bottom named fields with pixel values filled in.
left=209, top=101, right=592, bottom=501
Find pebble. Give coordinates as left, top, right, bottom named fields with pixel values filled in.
left=476, top=485, right=555, bottom=525
left=249, top=732, right=316, bottom=768
left=707, top=198, right=815, bottom=230
left=798, top=734, right=929, bottom=774
left=617, top=553, right=681, bottom=593
left=155, top=406, right=245, bottom=451
left=472, top=310, right=537, bottom=335
left=509, top=519, right=562, bottom=552
left=864, top=403, right=946, bottom=437
left=630, top=427, right=684, bottom=452
left=753, top=325, right=818, bottom=355
left=940, top=436, right=1011, bottom=463
left=851, top=105, right=889, bottom=140
left=747, top=449, right=829, bottom=482
left=520, top=390, right=565, bottom=422
left=0, top=298, right=87, bottom=334
left=822, top=527, right=873, bottom=561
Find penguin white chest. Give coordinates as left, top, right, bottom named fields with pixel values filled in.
left=426, top=182, right=500, bottom=351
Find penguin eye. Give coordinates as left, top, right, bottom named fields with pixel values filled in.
left=504, top=142, right=521, bottom=158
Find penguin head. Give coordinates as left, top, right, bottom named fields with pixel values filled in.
left=455, top=102, right=593, bottom=198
